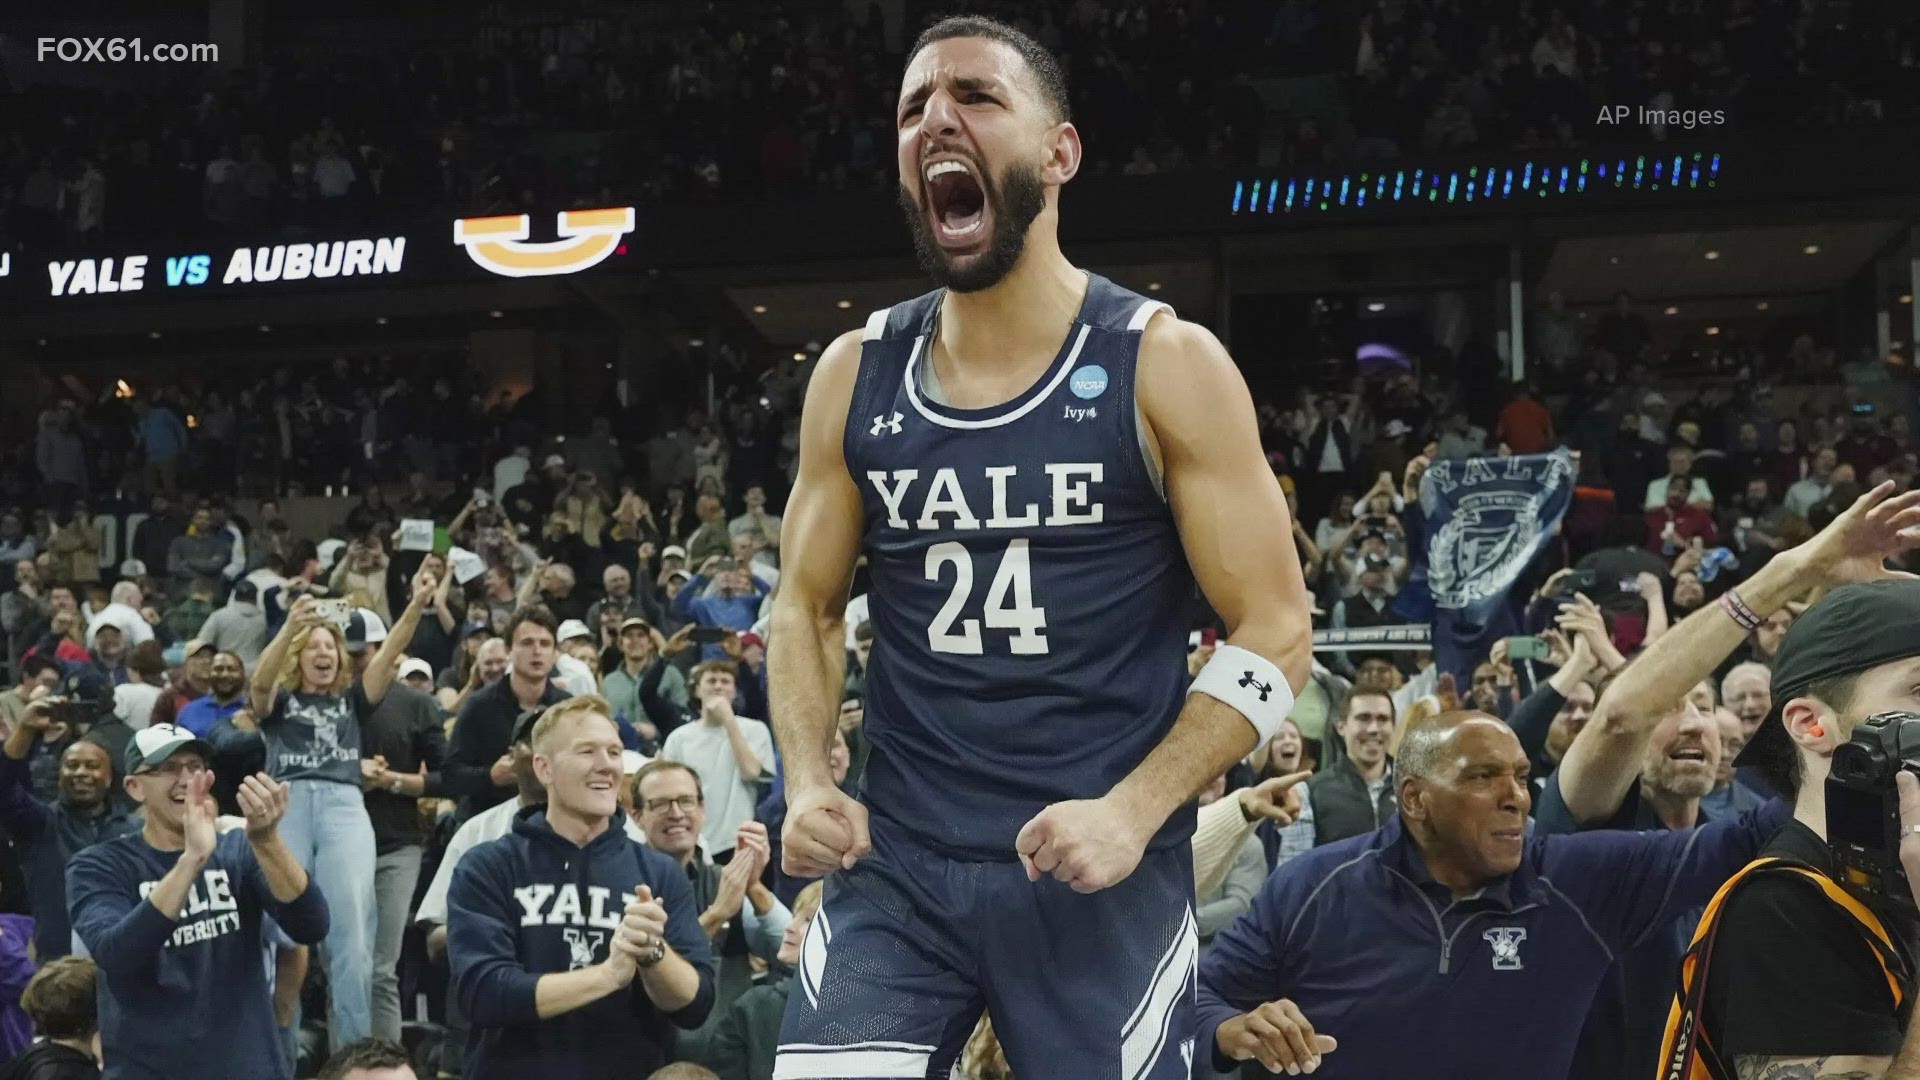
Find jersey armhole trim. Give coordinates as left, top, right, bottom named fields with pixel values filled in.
left=1128, top=299, right=1174, bottom=332
left=863, top=307, right=891, bottom=341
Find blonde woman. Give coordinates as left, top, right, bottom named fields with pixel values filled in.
left=238, top=566, right=435, bottom=1055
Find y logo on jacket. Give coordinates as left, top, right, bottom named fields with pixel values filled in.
left=1483, top=926, right=1527, bottom=970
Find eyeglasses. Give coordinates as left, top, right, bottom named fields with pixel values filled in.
left=643, top=796, right=701, bottom=815
left=140, top=760, right=207, bottom=780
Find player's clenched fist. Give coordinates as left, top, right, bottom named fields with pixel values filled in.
left=781, top=784, right=872, bottom=877
left=1015, top=797, right=1152, bottom=894
left=1216, top=998, right=1337, bottom=1076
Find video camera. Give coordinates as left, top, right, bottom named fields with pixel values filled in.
left=1826, top=711, right=1920, bottom=910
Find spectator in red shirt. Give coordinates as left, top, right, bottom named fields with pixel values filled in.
left=1496, top=383, right=1555, bottom=454
left=1645, top=483, right=1718, bottom=555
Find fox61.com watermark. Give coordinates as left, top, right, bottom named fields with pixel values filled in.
left=37, top=37, right=218, bottom=63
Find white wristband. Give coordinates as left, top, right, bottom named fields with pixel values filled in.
left=1189, top=644, right=1295, bottom=743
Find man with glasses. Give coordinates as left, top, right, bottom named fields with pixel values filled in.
left=632, top=761, right=791, bottom=1015
left=67, top=723, right=329, bottom=1080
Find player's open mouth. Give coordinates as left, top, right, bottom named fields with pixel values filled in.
left=1669, top=746, right=1709, bottom=764
left=924, top=157, right=988, bottom=250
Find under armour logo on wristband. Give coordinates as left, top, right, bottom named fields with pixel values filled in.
left=1239, top=672, right=1272, bottom=700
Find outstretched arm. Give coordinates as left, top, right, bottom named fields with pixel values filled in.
left=1017, top=315, right=1314, bottom=894
left=1555, top=484, right=1920, bottom=825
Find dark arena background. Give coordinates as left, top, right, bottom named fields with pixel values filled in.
left=0, top=1, right=1918, bottom=1079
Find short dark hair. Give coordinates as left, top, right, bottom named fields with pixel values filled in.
left=320, top=1038, right=413, bottom=1079
left=909, top=15, right=1071, bottom=124
left=631, top=759, right=702, bottom=804
left=1344, top=688, right=1397, bottom=723
left=691, top=659, right=738, bottom=685
left=854, top=620, right=874, bottom=644
left=1781, top=671, right=1863, bottom=798
left=19, top=654, right=58, bottom=682
left=21, top=956, right=96, bottom=1040
left=507, top=606, right=557, bottom=643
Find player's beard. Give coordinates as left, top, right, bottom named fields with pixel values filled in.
left=898, top=159, right=1046, bottom=294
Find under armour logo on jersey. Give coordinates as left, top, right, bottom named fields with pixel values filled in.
left=1484, top=927, right=1527, bottom=970
left=870, top=412, right=903, bottom=436
left=563, top=928, right=606, bottom=970
left=1239, top=672, right=1272, bottom=701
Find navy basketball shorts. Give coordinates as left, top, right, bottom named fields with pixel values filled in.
left=775, top=813, right=1198, bottom=1080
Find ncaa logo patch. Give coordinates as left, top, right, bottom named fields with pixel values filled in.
left=1069, top=364, right=1109, bottom=400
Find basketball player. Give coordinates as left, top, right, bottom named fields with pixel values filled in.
left=767, top=15, right=1314, bottom=1079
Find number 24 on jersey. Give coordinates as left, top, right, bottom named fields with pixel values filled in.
left=924, top=539, right=1048, bottom=655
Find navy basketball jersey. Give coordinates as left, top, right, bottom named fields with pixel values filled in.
left=842, top=272, right=1196, bottom=861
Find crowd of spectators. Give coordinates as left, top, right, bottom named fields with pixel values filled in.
left=0, top=267, right=1906, bottom=1076
left=5, top=0, right=1915, bottom=246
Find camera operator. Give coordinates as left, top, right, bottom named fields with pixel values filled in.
left=1663, top=481, right=1920, bottom=1077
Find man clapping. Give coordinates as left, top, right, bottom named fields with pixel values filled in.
left=447, top=696, right=715, bottom=1080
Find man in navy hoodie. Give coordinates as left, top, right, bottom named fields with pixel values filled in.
left=1195, top=704, right=1792, bottom=1078
left=449, top=694, right=715, bottom=1080
left=66, top=723, right=329, bottom=1080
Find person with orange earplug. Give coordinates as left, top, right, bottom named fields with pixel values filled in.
left=1662, top=481, right=1920, bottom=1078
left=446, top=695, right=716, bottom=1080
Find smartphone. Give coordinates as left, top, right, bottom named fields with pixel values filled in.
left=689, top=626, right=730, bottom=644
left=1855, top=402, right=1876, bottom=415
left=311, top=598, right=351, bottom=628
left=1508, top=636, right=1550, bottom=661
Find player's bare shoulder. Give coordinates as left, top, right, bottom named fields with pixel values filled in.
left=795, top=327, right=870, bottom=461
left=1134, top=309, right=1258, bottom=452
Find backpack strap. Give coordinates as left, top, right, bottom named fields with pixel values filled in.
left=1658, top=857, right=1909, bottom=1080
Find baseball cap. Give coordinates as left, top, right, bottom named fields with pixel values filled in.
left=556, top=619, right=593, bottom=644
left=462, top=619, right=492, bottom=639
left=738, top=631, right=765, bottom=650
left=619, top=616, right=653, bottom=634
left=1734, top=579, right=1920, bottom=796
left=544, top=453, right=567, bottom=469
left=119, top=559, right=147, bottom=579
left=62, top=671, right=113, bottom=710
left=183, top=638, right=216, bottom=659
left=124, top=723, right=213, bottom=777
left=231, top=580, right=259, bottom=604
left=660, top=545, right=687, bottom=561
left=345, top=609, right=388, bottom=654
left=666, top=568, right=691, bottom=584
left=399, top=657, right=434, bottom=682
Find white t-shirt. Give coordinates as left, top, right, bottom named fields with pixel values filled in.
left=113, top=682, right=163, bottom=729
left=86, top=603, right=154, bottom=649
left=661, top=717, right=775, bottom=856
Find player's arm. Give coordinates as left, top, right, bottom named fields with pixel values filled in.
left=1018, top=315, right=1315, bottom=894
left=767, top=329, right=872, bottom=876
left=1117, top=316, right=1314, bottom=828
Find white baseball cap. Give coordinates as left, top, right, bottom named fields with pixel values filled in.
left=124, top=724, right=213, bottom=776
left=556, top=619, right=593, bottom=644
left=398, top=657, right=433, bottom=682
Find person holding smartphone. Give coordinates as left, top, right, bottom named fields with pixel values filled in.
left=669, top=557, right=770, bottom=664
left=232, top=567, right=436, bottom=1056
